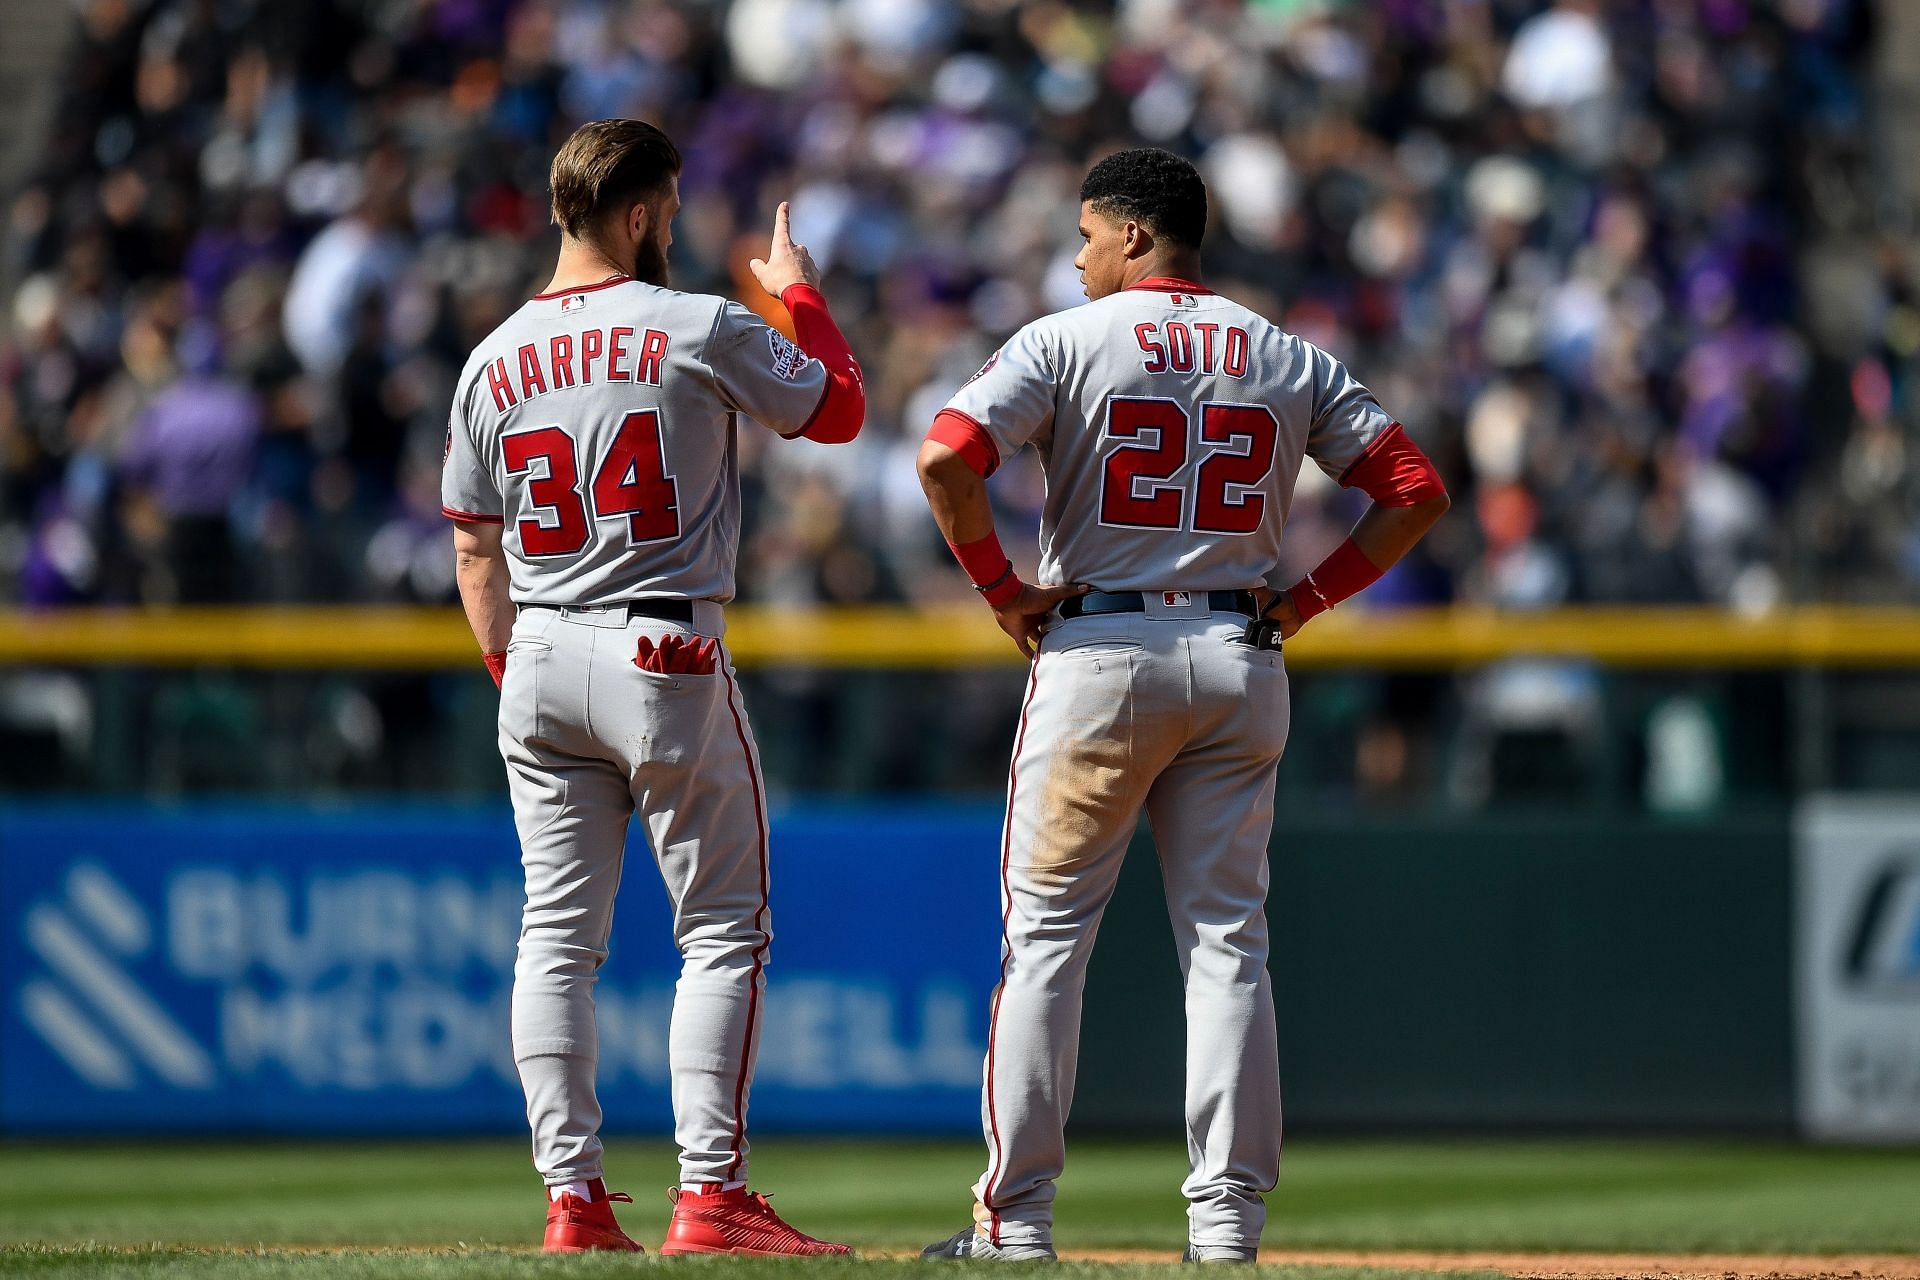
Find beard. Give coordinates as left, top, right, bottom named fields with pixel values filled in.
left=630, top=232, right=670, bottom=287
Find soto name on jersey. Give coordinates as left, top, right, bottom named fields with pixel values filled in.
left=1133, top=320, right=1250, bottom=379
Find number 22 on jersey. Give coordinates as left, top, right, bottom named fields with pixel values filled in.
left=503, top=410, right=681, bottom=557
left=1099, top=397, right=1280, bottom=535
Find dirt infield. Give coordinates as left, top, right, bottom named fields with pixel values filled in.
left=1062, top=1251, right=1920, bottom=1279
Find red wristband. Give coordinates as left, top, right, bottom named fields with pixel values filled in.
left=483, top=651, right=507, bottom=688
left=1287, top=537, right=1383, bottom=623
left=948, top=531, right=1023, bottom=607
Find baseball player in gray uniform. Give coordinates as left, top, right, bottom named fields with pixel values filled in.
left=444, top=119, right=863, bottom=1256
left=916, top=149, right=1450, bottom=1263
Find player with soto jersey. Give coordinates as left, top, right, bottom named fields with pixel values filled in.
left=917, top=148, right=1450, bottom=1264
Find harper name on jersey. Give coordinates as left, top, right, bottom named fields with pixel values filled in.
left=480, top=325, right=675, bottom=409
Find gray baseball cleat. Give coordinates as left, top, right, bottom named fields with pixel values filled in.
left=1184, top=1244, right=1258, bottom=1264
left=921, top=1228, right=1057, bottom=1262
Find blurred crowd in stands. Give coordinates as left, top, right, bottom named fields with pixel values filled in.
left=0, top=0, right=1900, bottom=612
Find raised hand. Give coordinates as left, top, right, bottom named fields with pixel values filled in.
left=748, top=201, right=822, bottom=297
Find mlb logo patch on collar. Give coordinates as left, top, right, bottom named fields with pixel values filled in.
left=561, top=294, right=587, bottom=313
left=1163, top=591, right=1191, bottom=607
left=1167, top=292, right=1198, bottom=308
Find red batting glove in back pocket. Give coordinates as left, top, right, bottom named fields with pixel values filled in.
left=635, top=635, right=718, bottom=675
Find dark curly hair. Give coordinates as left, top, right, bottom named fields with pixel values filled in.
left=1079, top=148, right=1208, bottom=249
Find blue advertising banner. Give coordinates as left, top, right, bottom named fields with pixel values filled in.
left=0, top=805, right=1004, bottom=1135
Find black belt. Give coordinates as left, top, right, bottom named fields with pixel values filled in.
left=524, top=599, right=698, bottom=623
left=1057, top=589, right=1260, bottom=621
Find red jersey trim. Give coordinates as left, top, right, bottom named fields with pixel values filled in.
left=442, top=505, right=505, bottom=524
left=1125, top=276, right=1214, bottom=296
left=927, top=409, right=1001, bottom=477
left=1336, top=422, right=1396, bottom=485
left=789, top=378, right=833, bottom=439
left=530, top=275, right=632, bottom=302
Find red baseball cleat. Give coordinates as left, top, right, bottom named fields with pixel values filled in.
left=658, top=1185, right=853, bottom=1257
left=543, top=1190, right=644, bottom=1253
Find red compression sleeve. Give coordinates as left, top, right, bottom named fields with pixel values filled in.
left=1288, top=538, right=1383, bottom=623
left=483, top=651, right=507, bottom=688
left=927, top=409, right=999, bottom=477
left=1340, top=423, right=1447, bottom=506
left=782, top=283, right=865, bottom=444
left=948, top=530, right=1023, bottom=607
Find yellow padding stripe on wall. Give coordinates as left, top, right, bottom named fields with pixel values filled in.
left=1, top=606, right=1918, bottom=670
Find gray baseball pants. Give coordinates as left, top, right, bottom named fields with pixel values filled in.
left=499, top=600, right=769, bottom=1189
left=974, top=600, right=1290, bottom=1251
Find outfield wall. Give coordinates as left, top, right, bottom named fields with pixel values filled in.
left=1085, top=815, right=1794, bottom=1132
left=1, top=803, right=1914, bottom=1137
left=0, top=806, right=1001, bottom=1135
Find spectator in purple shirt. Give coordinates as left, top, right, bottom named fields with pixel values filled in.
left=120, top=337, right=261, bottom=603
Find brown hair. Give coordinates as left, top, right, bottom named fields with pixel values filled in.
left=548, top=119, right=682, bottom=240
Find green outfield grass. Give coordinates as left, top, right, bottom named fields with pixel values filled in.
left=0, top=1251, right=1504, bottom=1280
left=1, top=1138, right=1917, bottom=1277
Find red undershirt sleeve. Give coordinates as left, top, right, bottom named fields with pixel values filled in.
left=781, top=283, right=865, bottom=445
left=1338, top=422, right=1447, bottom=506
left=926, top=409, right=1000, bottom=477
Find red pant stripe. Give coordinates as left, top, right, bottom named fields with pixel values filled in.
left=981, top=661, right=1040, bottom=1243
left=720, top=658, right=771, bottom=1184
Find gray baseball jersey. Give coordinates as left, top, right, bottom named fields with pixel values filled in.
left=942, top=280, right=1394, bottom=591
left=447, top=274, right=850, bottom=1205
left=948, top=280, right=1399, bottom=1256
left=442, top=276, right=829, bottom=604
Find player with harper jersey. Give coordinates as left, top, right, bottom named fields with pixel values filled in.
left=444, top=120, right=862, bottom=1256
left=916, top=149, right=1449, bottom=1263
